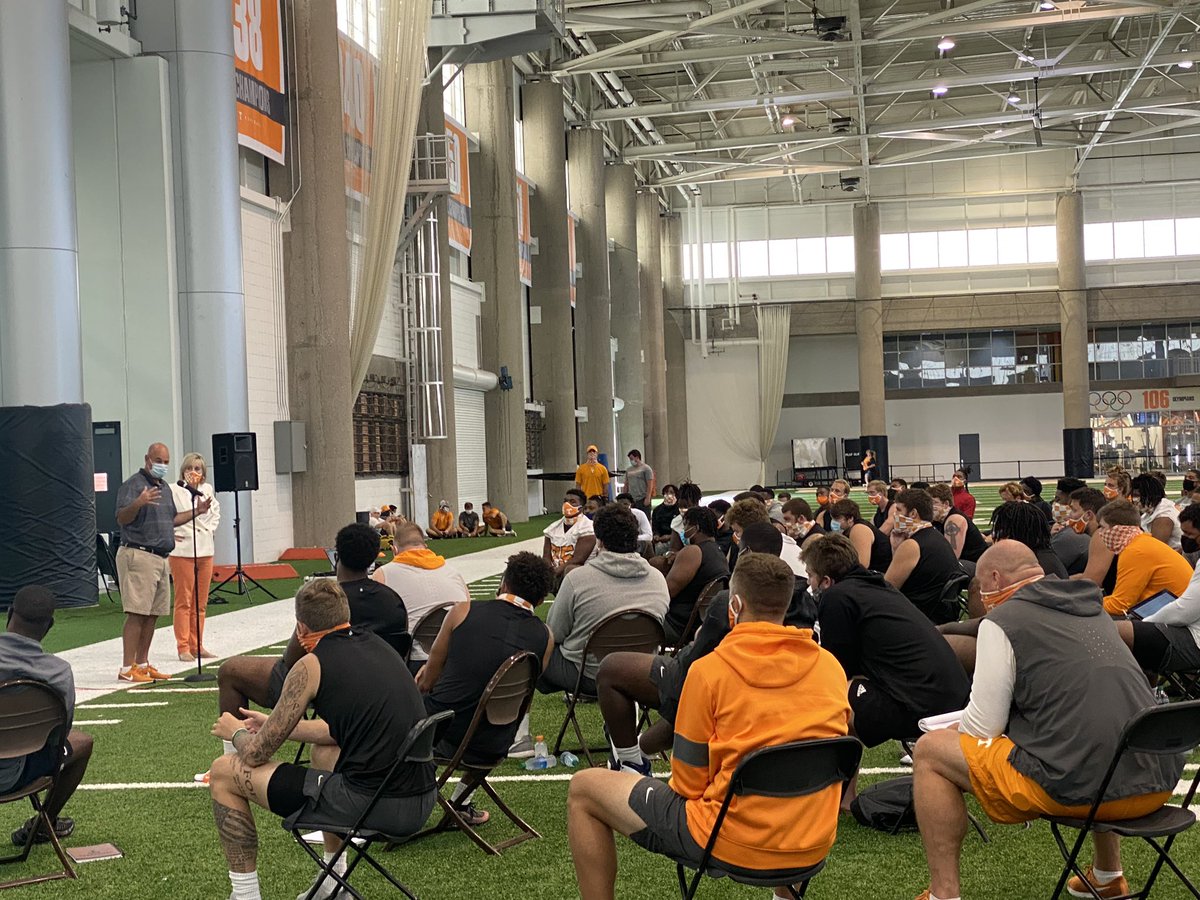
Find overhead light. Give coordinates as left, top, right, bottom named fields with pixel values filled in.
left=781, top=113, right=797, bottom=128
left=931, top=83, right=949, bottom=98
left=1039, top=0, right=1056, bottom=9
left=1007, top=85, right=1021, bottom=104
left=1180, top=58, right=1195, bottom=69
left=937, top=36, right=956, bottom=52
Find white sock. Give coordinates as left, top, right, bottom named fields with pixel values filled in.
left=614, top=744, right=644, bottom=765
left=450, top=781, right=475, bottom=804
left=229, top=869, right=262, bottom=900
left=323, top=849, right=347, bottom=874
left=930, top=894, right=960, bottom=900
left=222, top=740, right=236, bottom=755
left=1092, top=868, right=1123, bottom=885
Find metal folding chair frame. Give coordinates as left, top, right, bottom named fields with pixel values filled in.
left=669, top=577, right=728, bottom=658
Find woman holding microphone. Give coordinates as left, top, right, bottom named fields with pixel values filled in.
left=170, top=453, right=221, bottom=661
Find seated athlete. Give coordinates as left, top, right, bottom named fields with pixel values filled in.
left=458, top=502, right=485, bottom=537
left=655, top=507, right=730, bottom=645
left=568, top=553, right=850, bottom=900
left=805, top=535, right=969, bottom=811
left=911, top=541, right=1183, bottom=900
left=1116, top=534, right=1200, bottom=676
left=481, top=500, right=514, bottom=536
left=543, top=488, right=597, bottom=582
left=428, top=500, right=461, bottom=539
left=209, top=524, right=407, bottom=778
left=726, top=497, right=807, bottom=575
left=209, top=578, right=436, bottom=900
left=827, top=498, right=892, bottom=572
left=614, top=492, right=654, bottom=548
left=1051, top=482, right=1095, bottom=575
left=990, top=500, right=1068, bottom=578
left=885, top=489, right=965, bottom=625
left=927, top=484, right=986, bottom=565
left=597, top=523, right=812, bottom=773
left=1098, top=499, right=1192, bottom=616
left=418, top=551, right=555, bottom=809
left=1068, top=486, right=1117, bottom=590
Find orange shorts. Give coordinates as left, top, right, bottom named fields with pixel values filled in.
left=960, top=733, right=1171, bottom=825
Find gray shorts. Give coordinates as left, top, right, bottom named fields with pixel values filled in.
left=627, top=776, right=706, bottom=867
left=536, top=646, right=594, bottom=695
left=273, top=765, right=435, bottom=839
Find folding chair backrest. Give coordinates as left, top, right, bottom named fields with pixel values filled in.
left=372, top=626, right=413, bottom=661
left=412, top=604, right=454, bottom=657
left=0, top=680, right=68, bottom=761
left=583, top=610, right=666, bottom=667
left=1121, top=700, right=1200, bottom=756
left=482, top=652, right=540, bottom=727
left=690, top=577, right=728, bottom=631
left=732, top=737, right=863, bottom=799
left=400, top=711, right=454, bottom=766
left=940, top=572, right=970, bottom=606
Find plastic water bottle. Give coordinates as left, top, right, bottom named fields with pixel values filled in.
left=524, top=735, right=557, bottom=770
left=559, top=751, right=580, bottom=768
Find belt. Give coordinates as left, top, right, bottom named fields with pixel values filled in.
left=125, top=543, right=171, bottom=559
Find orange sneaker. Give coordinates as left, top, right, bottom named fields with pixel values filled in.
left=1067, top=867, right=1129, bottom=899
left=193, top=771, right=211, bottom=785
left=913, top=892, right=931, bottom=900
left=118, top=665, right=152, bottom=684
left=141, top=664, right=171, bottom=681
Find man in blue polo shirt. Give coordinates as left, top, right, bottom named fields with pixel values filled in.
left=115, top=442, right=210, bottom=683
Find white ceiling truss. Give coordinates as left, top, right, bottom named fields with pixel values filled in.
left=531, top=0, right=1200, bottom=195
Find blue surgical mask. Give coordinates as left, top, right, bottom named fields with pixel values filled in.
left=150, top=462, right=169, bottom=480
left=830, top=520, right=843, bottom=533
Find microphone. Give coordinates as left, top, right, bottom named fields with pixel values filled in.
left=177, top=479, right=202, bottom=497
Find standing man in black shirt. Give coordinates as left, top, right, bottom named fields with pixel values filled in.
left=885, top=489, right=965, bottom=624
left=805, top=535, right=970, bottom=810
left=209, top=578, right=434, bottom=900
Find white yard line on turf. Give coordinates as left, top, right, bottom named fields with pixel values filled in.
left=75, top=719, right=122, bottom=726
left=130, top=687, right=219, bottom=693
left=77, top=702, right=168, bottom=709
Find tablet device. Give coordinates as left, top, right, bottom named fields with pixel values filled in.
left=1129, top=589, right=1177, bottom=620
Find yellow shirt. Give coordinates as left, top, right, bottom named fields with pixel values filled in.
left=432, top=509, right=453, bottom=531
left=574, top=461, right=610, bottom=499
left=1103, top=533, right=1194, bottom=615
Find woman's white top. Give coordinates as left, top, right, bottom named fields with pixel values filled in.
left=170, top=482, right=221, bottom=558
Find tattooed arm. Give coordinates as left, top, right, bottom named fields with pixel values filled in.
left=943, top=514, right=966, bottom=559
left=225, top=654, right=322, bottom=766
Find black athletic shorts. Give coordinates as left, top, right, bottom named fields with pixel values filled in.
left=1130, top=621, right=1200, bottom=674
left=267, top=657, right=288, bottom=708
left=268, top=763, right=436, bottom=837
left=848, top=678, right=921, bottom=748
left=648, top=654, right=685, bottom=725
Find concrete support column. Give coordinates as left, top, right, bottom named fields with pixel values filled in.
left=279, top=0, right=356, bottom=545
left=522, top=79, right=576, bottom=473
left=1058, top=192, right=1090, bottom=429
left=135, top=0, right=253, bottom=559
left=466, top=61, right=527, bottom=518
left=0, top=0, right=82, bottom=405
left=638, top=192, right=668, bottom=474
left=568, top=128, right=615, bottom=459
left=419, top=55, right=459, bottom=513
left=605, top=165, right=643, bottom=458
left=662, top=214, right=690, bottom=483
left=854, top=203, right=886, bottom=437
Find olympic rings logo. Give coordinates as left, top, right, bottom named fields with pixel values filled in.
left=1089, top=390, right=1132, bottom=412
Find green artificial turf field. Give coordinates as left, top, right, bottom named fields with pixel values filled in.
left=11, top=500, right=1200, bottom=898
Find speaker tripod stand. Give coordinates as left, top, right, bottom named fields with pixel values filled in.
left=213, top=490, right=277, bottom=601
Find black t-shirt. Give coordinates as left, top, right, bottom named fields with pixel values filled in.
left=652, top=502, right=678, bottom=537
left=873, top=502, right=892, bottom=530
left=312, top=630, right=433, bottom=797
left=1031, top=497, right=1054, bottom=523
left=816, top=567, right=970, bottom=716
left=932, top=515, right=988, bottom=564
left=460, top=511, right=479, bottom=531
left=848, top=520, right=892, bottom=573
left=666, top=539, right=731, bottom=638
left=900, top=526, right=965, bottom=624
left=1035, top=546, right=1069, bottom=579
left=425, top=600, right=549, bottom=758
left=341, top=578, right=408, bottom=636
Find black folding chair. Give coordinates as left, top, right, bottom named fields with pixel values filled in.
left=413, top=652, right=541, bottom=854
left=940, top=572, right=971, bottom=622
left=0, top=680, right=77, bottom=888
left=96, top=534, right=120, bottom=603
left=674, top=736, right=863, bottom=899
left=1044, top=699, right=1200, bottom=900
left=410, top=604, right=455, bottom=661
left=669, top=577, right=728, bottom=657
left=553, top=610, right=665, bottom=765
left=285, top=710, right=452, bottom=900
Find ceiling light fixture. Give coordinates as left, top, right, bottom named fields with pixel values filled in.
left=937, top=36, right=956, bottom=51
left=781, top=113, right=797, bottom=127
left=1180, top=58, right=1195, bottom=68
left=1039, top=0, right=1056, bottom=9
left=931, top=83, right=949, bottom=98
left=1007, top=86, right=1021, bottom=104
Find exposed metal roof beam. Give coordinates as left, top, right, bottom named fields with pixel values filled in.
left=550, top=38, right=833, bottom=72
left=874, top=0, right=1015, bottom=39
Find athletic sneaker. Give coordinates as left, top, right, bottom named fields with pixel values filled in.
left=607, top=754, right=652, bottom=777
left=296, top=869, right=344, bottom=900
left=508, top=735, right=535, bottom=759
left=118, top=665, right=152, bottom=684
left=141, top=664, right=171, bottom=681
left=1067, top=867, right=1130, bottom=899
left=11, top=815, right=73, bottom=846
left=454, top=802, right=490, bottom=826
left=194, top=771, right=211, bottom=785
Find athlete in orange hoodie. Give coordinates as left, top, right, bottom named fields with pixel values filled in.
left=567, top=553, right=851, bottom=900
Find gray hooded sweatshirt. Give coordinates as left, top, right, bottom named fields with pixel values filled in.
left=547, top=551, right=670, bottom=679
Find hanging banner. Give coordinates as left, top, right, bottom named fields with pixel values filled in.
left=339, top=32, right=376, bottom=199
left=1090, top=387, right=1200, bottom=416
left=233, top=0, right=287, bottom=165
left=517, top=175, right=533, bottom=287
left=446, top=116, right=472, bottom=254
left=567, top=211, right=579, bottom=308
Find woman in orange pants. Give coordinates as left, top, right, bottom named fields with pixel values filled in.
left=169, top=453, right=221, bottom=661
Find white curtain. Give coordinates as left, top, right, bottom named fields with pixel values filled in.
left=756, top=306, right=790, bottom=485
left=345, top=0, right=432, bottom=394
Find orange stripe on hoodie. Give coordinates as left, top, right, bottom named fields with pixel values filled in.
left=669, top=621, right=850, bottom=871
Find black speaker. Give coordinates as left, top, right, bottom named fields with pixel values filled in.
left=1062, top=428, right=1094, bottom=479
left=212, top=432, right=259, bottom=492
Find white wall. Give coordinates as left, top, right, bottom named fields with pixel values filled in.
left=684, top=342, right=764, bottom=490
left=73, top=57, right=183, bottom=474
left=356, top=477, right=406, bottom=516
left=241, top=192, right=294, bottom=561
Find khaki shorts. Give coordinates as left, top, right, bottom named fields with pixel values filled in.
left=116, top=546, right=171, bottom=617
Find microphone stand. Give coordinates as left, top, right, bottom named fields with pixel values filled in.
left=183, top=485, right=214, bottom=684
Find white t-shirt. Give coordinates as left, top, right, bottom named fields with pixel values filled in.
left=1142, top=498, right=1182, bottom=551
left=544, top=516, right=595, bottom=566
left=372, top=560, right=470, bottom=661
left=779, top=534, right=808, bottom=579
left=630, top=507, right=653, bottom=543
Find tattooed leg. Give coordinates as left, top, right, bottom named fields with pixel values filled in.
left=209, top=753, right=282, bottom=873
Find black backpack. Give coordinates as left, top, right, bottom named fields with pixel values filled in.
left=849, top=776, right=917, bottom=833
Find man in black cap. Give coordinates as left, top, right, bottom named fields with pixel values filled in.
left=1019, top=476, right=1053, bottom=524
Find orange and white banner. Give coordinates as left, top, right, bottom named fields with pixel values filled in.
left=517, top=175, right=533, bottom=287
left=233, top=0, right=287, bottom=164
left=567, top=211, right=579, bottom=307
left=339, top=32, right=376, bottom=199
left=446, top=116, right=472, bottom=254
